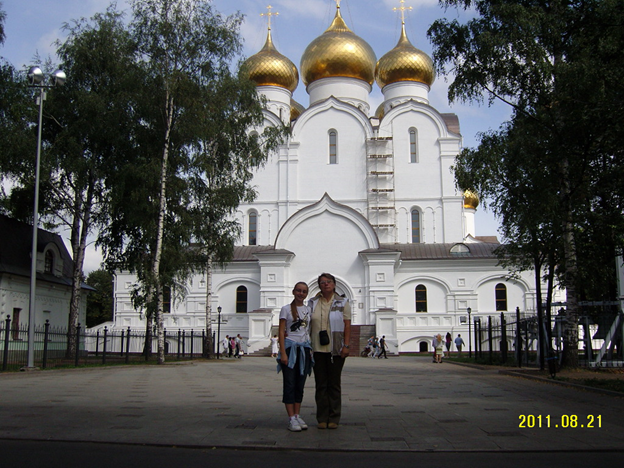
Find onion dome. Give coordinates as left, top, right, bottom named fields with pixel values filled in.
left=241, top=29, right=299, bottom=93
left=290, top=99, right=305, bottom=120
left=375, top=23, right=435, bottom=89
left=374, top=102, right=385, bottom=120
left=300, top=6, right=376, bottom=86
left=463, top=189, right=479, bottom=210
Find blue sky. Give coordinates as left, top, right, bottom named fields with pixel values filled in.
left=1, top=0, right=510, bottom=271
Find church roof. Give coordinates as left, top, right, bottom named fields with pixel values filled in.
left=376, top=242, right=501, bottom=260
left=0, top=214, right=76, bottom=287
left=231, top=246, right=290, bottom=261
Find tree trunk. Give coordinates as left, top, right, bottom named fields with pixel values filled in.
left=203, top=255, right=213, bottom=358
left=66, top=177, right=94, bottom=359
left=152, top=91, right=174, bottom=365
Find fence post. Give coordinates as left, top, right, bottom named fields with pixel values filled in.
left=190, top=330, right=194, bottom=360
left=2, top=316, right=11, bottom=371
left=182, top=330, right=186, bottom=358
left=120, top=329, right=125, bottom=357
left=102, top=326, right=108, bottom=365
left=75, top=323, right=81, bottom=367
left=125, top=326, right=131, bottom=364
left=488, top=316, right=493, bottom=364
left=515, top=307, right=522, bottom=368
left=177, top=329, right=181, bottom=360
left=95, top=330, right=100, bottom=356
left=42, top=320, right=50, bottom=369
left=501, top=312, right=507, bottom=363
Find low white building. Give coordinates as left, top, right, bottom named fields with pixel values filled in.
left=109, top=4, right=557, bottom=355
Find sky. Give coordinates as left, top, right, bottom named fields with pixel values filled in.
left=0, top=0, right=512, bottom=272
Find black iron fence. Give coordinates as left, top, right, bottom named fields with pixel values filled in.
left=1, top=317, right=207, bottom=371
left=470, top=309, right=624, bottom=370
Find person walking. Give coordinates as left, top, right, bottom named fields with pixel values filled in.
left=445, top=332, right=452, bottom=357
left=378, top=335, right=388, bottom=359
left=309, top=273, right=351, bottom=429
left=434, top=333, right=444, bottom=363
left=271, top=334, right=279, bottom=358
left=455, top=334, right=465, bottom=356
left=277, top=281, right=313, bottom=432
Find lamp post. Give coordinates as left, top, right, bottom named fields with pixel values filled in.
left=467, top=307, right=472, bottom=359
left=216, top=306, right=222, bottom=359
left=25, top=66, right=66, bottom=369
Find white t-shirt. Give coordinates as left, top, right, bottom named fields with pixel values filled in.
left=279, top=304, right=311, bottom=344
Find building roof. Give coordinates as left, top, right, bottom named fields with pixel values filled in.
left=232, top=242, right=502, bottom=262
left=0, top=214, right=75, bottom=287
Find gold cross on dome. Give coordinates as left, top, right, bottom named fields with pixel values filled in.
left=335, top=0, right=341, bottom=8
left=393, top=0, right=413, bottom=25
left=260, top=5, right=279, bottom=30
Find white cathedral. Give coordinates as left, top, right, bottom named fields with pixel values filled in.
left=110, top=4, right=543, bottom=355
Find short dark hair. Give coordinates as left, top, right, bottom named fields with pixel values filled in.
left=317, top=272, right=336, bottom=287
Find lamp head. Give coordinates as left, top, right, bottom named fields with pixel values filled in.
left=217, top=306, right=222, bottom=313
left=51, top=69, right=66, bottom=86
left=27, top=66, right=44, bottom=85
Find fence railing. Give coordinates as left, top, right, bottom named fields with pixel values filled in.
left=469, top=309, right=624, bottom=370
left=1, top=317, right=208, bottom=371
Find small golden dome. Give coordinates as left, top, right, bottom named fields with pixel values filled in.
left=374, top=102, right=385, bottom=120
left=290, top=98, right=305, bottom=121
left=241, top=30, right=299, bottom=93
left=463, top=189, right=479, bottom=209
left=300, top=6, right=376, bottom=86
left=375, top=24, right=435, bottom=89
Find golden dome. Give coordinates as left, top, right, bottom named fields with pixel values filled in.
left=300, top=6, right=376, bottom=86
left=374, top=102, right=385, bottom=120
left=241, top=30, right=299, bottom=93
left=290, top=98, right=305, bottom=120
left=463, top=189, right=479, bottom=209
left=375, top=24, right=435, bottom=89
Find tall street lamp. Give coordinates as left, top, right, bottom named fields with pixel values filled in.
left=216, top=306, right=222, bottom=359
left=25, top=66, right=66, bottom=369
left=467, top=307, right=472, bottom=359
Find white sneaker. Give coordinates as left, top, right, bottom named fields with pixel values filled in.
left=296, top=416, right=308, bottom=430
left=288, top=418, right=302, bottom=432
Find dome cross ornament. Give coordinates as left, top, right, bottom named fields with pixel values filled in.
left=394, top=0, right=413, bottom=25
left=260, top=5, right=279, bottom=31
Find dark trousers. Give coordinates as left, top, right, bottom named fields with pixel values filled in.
left=280, top=355, right=308, bottom=404
left=313, top=352, right=345, bottom=424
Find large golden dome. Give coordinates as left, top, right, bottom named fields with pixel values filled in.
left=300, top=6, right=376, bottom=86
left=463, top=189, right=479, bottom=210
left=241, top=30, right=299, bottom=93
left=375, top=24, right=435, bottom=89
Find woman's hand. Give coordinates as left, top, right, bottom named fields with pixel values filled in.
left=280, top=353, right=289, bottom=365
left=340, top=346, right=350, bottom=358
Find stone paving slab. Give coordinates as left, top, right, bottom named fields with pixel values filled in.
left=0, top=357, right=622, bottom=452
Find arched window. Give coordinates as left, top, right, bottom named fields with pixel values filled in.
left=248, top=212, right=257, bottom=246
left=44, top=250, right=54, bottom=273
left=162, top=285, right=171, bottom=313
left=409, top=128, right=418, bottom=163
left=411, top=209, right=421, bottom=243
left=415, top=284, right=427, bottom=312
left=329, top=130, right=337, bottom=164
left=236, top=286, right=248, bottom=313
left=495, top=283, right=508, bottom=311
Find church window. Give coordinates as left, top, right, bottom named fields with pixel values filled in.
left=409, top=128, right=418, bottom=163
left=44, top=250, right=54, bottom=273
left=450, top=243, right=471, bottom=256
left=163, top=285, right=171, bottom=313
left=236, top=286, right=248, bottom=313
left=411, top=210, right=421, bottom=243
left=495, top=283, right=508, bottom=311
left=415, top=285, right=427, bottom=312
left=248, top=211, right=257, bottom=245
left=329, top=130, right=337, bottom=164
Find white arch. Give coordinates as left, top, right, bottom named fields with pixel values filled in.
left=274, top=193, right=380, bottom=250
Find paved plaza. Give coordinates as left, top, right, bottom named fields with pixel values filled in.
left=0, top=357, right=622, bottom=452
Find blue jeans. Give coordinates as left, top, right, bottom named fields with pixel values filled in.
left=280, top=348, right=309, bottom=404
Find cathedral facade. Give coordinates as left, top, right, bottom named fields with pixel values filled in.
left=112, top=4, right=543, bottom=355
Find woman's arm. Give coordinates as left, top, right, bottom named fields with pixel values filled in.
left=278, top=318, right=288, bottom=364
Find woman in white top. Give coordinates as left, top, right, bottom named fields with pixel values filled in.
left=278, top=281, right=313, bottom=432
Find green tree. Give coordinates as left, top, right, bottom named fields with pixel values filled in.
left=429, top=0, right=624, bottom=367
left=85, top=269, right=114, bottom=327
left=99, top=0, right=286, bottom=363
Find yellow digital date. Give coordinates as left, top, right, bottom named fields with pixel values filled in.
left=519, top=414, right=602, bottom=428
